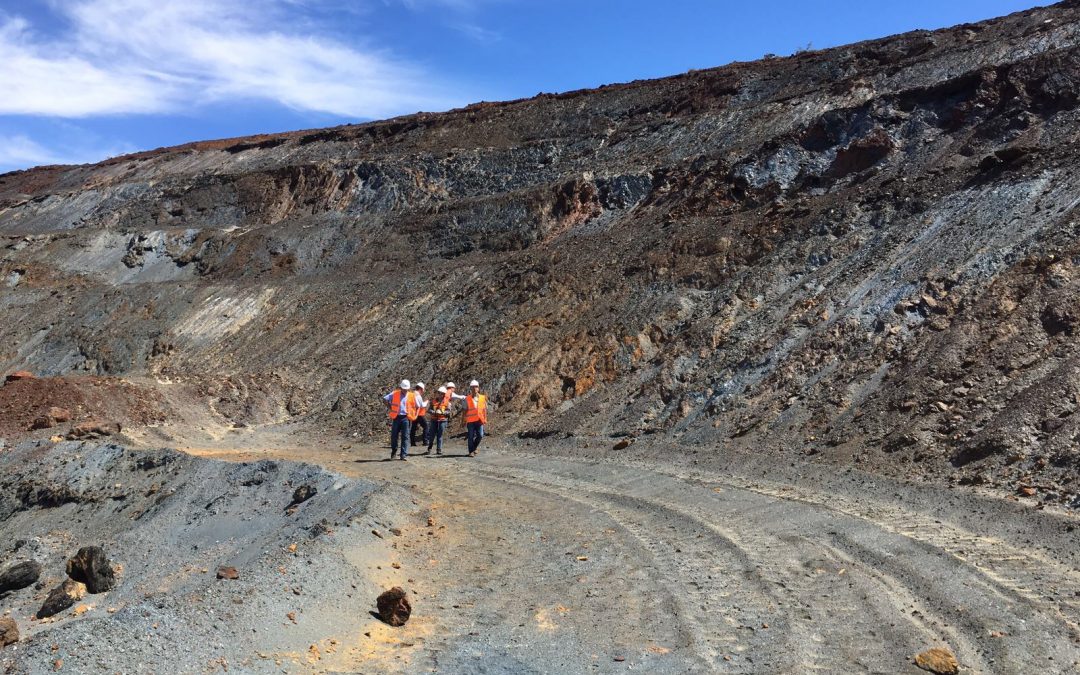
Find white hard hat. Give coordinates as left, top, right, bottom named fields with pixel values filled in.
left=400, top=379, right=410, bottom=389
left=437, top=386, right=447, bottom=393
left=469, top=379, right=480, bottom=387
left=415, top=382, right=425, bottom=389
left=445, top=382, right=456, bottom=389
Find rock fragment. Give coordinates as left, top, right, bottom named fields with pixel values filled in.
left=0, top=560, right=42, bottom=593
left=216, top=566, right=240, bottom=580
left=914, top=647, right=959, bottom=674
left=4, top=371, right=34, bottom=384
left=289, top=484, right=317, bottom=508
left=30, top=407, right=73, bottom=430
left=66, top=546, right=117, bottom=593
left=0, top=617, right=18, bottom=647
left=37, top=580, right=87, bottom=619
left=66, top=421, right=121, bottom=440
left=376, top=587, right=412, bottom=626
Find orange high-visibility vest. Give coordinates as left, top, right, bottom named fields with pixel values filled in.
left=464, top=394, right=487, bottom=425
left=417, top=394, right=428, bottom=417
left=431, top=393, right=453, bottom=421
left=388, top=390, right=420, bottom=421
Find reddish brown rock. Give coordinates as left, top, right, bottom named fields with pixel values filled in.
left=30, top=407, right=73, bottom=430
left=216, top=566, right=240, bottom=580
left=915, top=647, right=959, bottom=674
left=376, top=587, right=412, bottom=627
left=0, top=617, right=18, bottom=647
left=66, top=420, right=121, bottom=440
left=4, top=371, right=34, bottom=384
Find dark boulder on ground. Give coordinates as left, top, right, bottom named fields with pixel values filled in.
left=376, top=586, right=412, bottom=627
left=66, top=546, right=117, bottom=593
left=3, top=372, right=34, bottom=384
left=37, top=580, right=86, bottom=619
left=0, top=560, right=41, bottom=594
left=289, top=484, right=317, bottom=507
left=0, top=617, right=17, bottom=647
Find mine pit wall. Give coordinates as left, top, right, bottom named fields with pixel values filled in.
left=1, top=3, right=1079, bottom=491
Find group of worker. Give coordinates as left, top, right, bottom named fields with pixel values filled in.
left=382, top=379, right=488, bottom=460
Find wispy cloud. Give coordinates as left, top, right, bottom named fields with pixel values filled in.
left=0, top=0, right=463, bottom=119
left=453, top=22, right=502, bottom=43
left=0, top=132, right=134, bottom=171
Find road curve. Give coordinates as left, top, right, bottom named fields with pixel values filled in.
left=186, top=443, right=1080, bottom=673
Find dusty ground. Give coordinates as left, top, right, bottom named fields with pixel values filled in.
left=174, top=430, right=1080, bottom=673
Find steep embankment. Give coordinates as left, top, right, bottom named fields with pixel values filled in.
left=2, top=2, right=1080, bottom=499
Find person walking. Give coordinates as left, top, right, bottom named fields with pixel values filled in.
left=410, top=382, right=428, bottom=450
left=463, top=379, right=488, bottom=457
left=383, top=379, right=419, bottom=460
left=426, top=385, right=452, bottom=455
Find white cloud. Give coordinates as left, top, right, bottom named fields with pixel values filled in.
left=0, top=133, right=133, bottom=170
left=0, top=0, right=463, bottom=119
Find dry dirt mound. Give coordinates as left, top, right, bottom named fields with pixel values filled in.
left=0, top=441, right=415, bottom=673
left=0, top=375, right=164, bottom=441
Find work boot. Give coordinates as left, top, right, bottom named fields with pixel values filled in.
left=400, top=456, right=408, bottom=461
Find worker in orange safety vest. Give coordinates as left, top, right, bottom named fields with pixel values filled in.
left=425, top=385, right=453, bottom=455
left=463, top=379, right=488, bottom=457
left=410, top=382, right=428, bottom=449
left=383, top=379, right=420, bottom=460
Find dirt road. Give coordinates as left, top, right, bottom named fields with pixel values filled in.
left=188, top=439, right=1080, bottom=673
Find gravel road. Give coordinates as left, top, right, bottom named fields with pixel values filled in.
left=192, top=437, right=1080, bottom=674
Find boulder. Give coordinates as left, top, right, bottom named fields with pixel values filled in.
left=4, top=371, right=34, bottom=384
left=0, top=560, right=42, bottom=593
left=0, top=617, right=17, bottom=648
left=66, top=421, right=121, bottom=440
left=289, top=484, right=317, bottom=507
left=30, top=407, right=73, bottom=431
left=376, top=587, right=412, bottom=626
left=216, top=566, right=239, bottom=580
left=66, top=546, right=117, bottom=593
left=914, top=647, right=959, bottom=674
left=37, top=580, right=86, bottom=619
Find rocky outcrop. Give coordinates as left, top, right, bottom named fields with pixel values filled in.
left=1, top=3, right=1080, bottom=496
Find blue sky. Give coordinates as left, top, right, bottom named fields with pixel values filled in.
left=0, top=0, right=1045, bottom=173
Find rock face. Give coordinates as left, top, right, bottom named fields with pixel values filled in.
left=1, top=4, right=1080, bottom=494
left=0, top=617, right=17, bottom=648
left=37, top=580, right=86, bottom=619
left=376, top=587, right=412, bottom=627
left=66, top=546, right=117, bottom=593
left=0, top=560, right=42, bottom=594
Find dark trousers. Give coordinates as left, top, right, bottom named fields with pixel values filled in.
left=390, top=416, right=411, bottom=457
left=411, top=415, right=428, bottom=447
left=467, top=421, right=484, bottom=454
left=427, top=420, right=447, bottom=452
